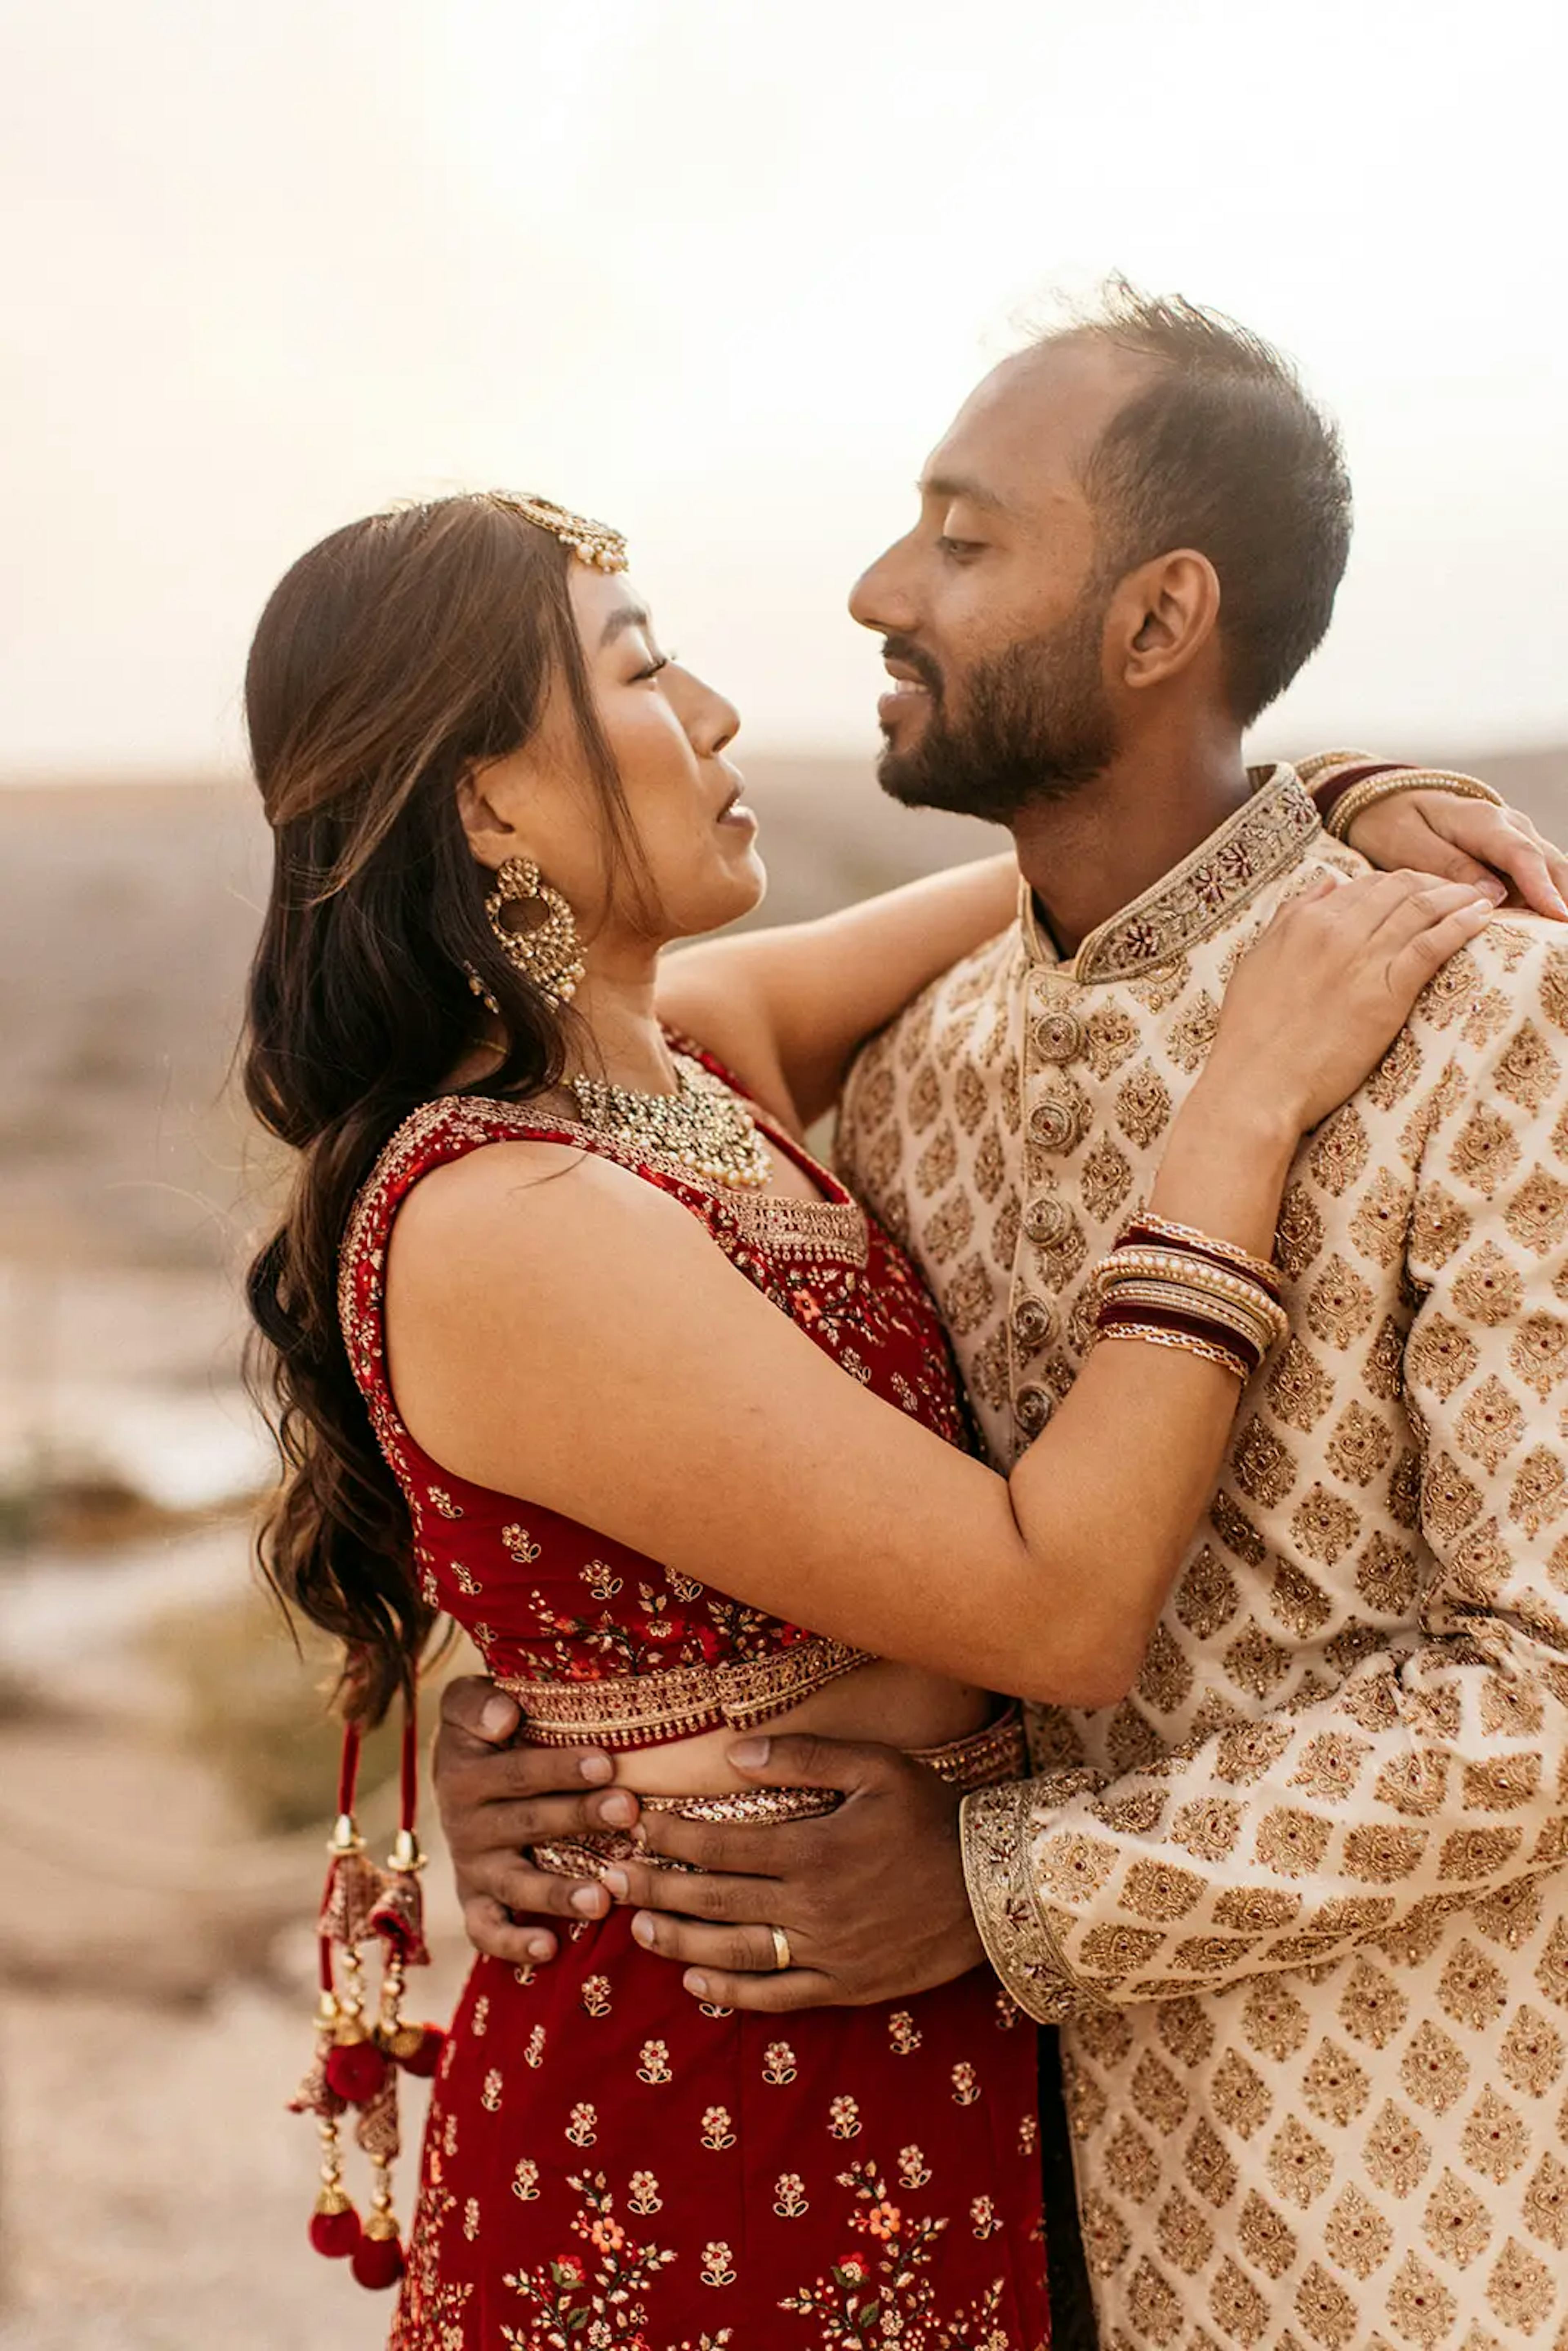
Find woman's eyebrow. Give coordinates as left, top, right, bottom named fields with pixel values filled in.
left=599, top=602, right=653, bottom=647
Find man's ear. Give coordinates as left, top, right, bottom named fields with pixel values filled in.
left=1114, top=550, right=1221, bottom=691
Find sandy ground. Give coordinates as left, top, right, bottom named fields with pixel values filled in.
left=0, top=1978, right=459, bottom=2351
left=0, top=1519, right=474, bottom=2349
left=0, top=1770, right=472, bottom=2351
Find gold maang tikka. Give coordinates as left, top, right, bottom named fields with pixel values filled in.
left=489, top=492, right=628, bottom=573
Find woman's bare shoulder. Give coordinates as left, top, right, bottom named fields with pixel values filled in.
left=388, top=1129, right=709, bottom=1306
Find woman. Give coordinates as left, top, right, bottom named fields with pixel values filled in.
left=244, top=491, right=1501, bottom=2351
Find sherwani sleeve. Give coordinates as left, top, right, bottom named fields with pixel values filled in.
left=962, top=936, right=1568, bottom=2025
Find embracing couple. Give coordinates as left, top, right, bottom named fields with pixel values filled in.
left=245, top=284, right=1568, bottom=2351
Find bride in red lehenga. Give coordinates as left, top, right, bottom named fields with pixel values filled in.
left=238, top=492, right=1480, bottom=2350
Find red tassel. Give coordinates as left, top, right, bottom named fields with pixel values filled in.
left=367, top=1865, right=430, bottom=1967
left=294, top=1692, right=436, bottom=2294
left=351, top=2217, right=405, bottom=2291
left=325, top=2029, right=390, bottom=2106
left=309, top=2193, right=363, bottom=2260
left=289, top=1994, right=347, bottom=2120
left=389, top=2022, right=445, bottom=2078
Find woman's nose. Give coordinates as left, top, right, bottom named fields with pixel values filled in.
left=673, top=664, right=740, bottom=757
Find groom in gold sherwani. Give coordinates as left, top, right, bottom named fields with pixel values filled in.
left=438, top=288, right=1568, bottom=2347
left=832, top=292, right=1568, bottom=2349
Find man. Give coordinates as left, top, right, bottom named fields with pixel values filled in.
left=437, top=287, right=1568, bottom=2348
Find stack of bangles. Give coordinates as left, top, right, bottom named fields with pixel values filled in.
left=1310, top=761, right=1503, bottom=843
left=1091, top=1212, right=1289, bottom=1385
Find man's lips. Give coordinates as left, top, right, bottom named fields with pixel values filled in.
left=879, top=660, right=935, bottom=728
left=878, top=645, right=941, bottom=726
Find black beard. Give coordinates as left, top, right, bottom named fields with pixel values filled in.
left=876, top=606, right=1116, bottom=825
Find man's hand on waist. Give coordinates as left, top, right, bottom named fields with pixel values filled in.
left=435, top=1674, right=638, bottom=1968
left=604, top=1730, right=984, bottom=2014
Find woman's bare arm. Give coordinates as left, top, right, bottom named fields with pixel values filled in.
left=657, top=853, right=1017, bottom=1129
left=389, top=875, right=1492, bottom=1707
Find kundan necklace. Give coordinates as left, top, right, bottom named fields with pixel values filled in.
left=567, top=1051, right=772, bottom=1190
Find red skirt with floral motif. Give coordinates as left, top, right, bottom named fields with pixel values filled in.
left=391, top=1719, right=1048, bottom=2351
left=391, top=1912, right=1046, bottom=2351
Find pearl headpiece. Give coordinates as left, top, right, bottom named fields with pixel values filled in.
left=490, top=492, right=628, bottom=573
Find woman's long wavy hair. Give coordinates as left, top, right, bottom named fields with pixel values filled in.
left=243, top=494, right=642, bottom=1724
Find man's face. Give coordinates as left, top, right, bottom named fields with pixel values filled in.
left=850, top=340, right=1142, bottom=823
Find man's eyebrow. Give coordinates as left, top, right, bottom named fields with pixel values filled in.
left=919, top=472, right=1013, bottom=518
left=600, top=602, right=653, bottom=647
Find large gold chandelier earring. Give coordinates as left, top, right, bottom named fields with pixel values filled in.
left=474, top=857, right=586, bottom=1010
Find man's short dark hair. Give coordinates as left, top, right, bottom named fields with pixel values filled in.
left=1042, top=281, right=1353, bottom=727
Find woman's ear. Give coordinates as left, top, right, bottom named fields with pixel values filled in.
left=457, top=747, right=531, bottom=872
left=1116, top=550, right=1221, bottom=691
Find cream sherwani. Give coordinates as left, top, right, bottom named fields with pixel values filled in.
left=837, top=768, right=1568, bottom=2350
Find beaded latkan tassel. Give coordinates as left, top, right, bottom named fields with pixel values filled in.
left=289, top=1692, right=446, bottom=2291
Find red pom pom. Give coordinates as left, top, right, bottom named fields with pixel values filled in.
left=309, top=2202, right=363, bottom=2259
left=352, top=2228, right=405, bottom=2291
left=392, top=2023, right=446, bottom=2077
left=325, top=2035, right=389, bottom=2105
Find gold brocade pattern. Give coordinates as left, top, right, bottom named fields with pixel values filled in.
left=837, top=764, right=1568, bottom=2349
left=497, top=1636, right=872, bottom=1746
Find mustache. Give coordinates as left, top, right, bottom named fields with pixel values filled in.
left=878, top=635, right=944, bottom=699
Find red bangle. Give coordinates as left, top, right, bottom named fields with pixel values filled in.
left=1096, top=1296, right=1265, bottom=1380
left=1307, top=761, right=1410, bottom=827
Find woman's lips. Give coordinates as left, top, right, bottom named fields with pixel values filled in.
left=716, top=784, right=757, bottom=830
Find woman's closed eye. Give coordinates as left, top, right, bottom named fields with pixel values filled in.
left=632, top=649, right=675, bottom=683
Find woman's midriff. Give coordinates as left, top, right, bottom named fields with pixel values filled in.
left=602, top=1657, right=996, bottom=1796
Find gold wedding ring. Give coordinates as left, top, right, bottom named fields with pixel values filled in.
left=768, top=1924, right=793, bottom=1972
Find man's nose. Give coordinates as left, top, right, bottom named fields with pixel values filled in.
left=848, top=541, right=917, bottom=635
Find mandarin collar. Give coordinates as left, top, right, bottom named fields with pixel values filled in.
left=1018, top=763, right=1323, bottom=986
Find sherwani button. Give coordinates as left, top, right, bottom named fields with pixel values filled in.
left=1014, top=1382, right=1054, bottom=1434
left=1032, top=1010, right=1085, bottom=1064
left=1024, top=1195, right=1074, bottom=1249
left=1011, top=1297, right=1056, bottom=1353
left=1028, top=1097, right=1082, bottom=1153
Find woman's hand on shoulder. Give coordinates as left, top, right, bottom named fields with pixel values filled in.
left=1348, top=788, right=1568, bottom=920
left=1206, top=870, right=1496, bottom=1135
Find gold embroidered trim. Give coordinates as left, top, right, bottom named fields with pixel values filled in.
left=638, top=1787, right=845, bottom=1825
left=497, top=1635, right=875, bottom=1748
left=719, top=1185, right=870, bottom=1268
left=960, top=1769, right=1110, bottom=2024
left=910, top=1701, right=1028, bottom=1794
left=529, top=1710, right=1027, bottom=1879
left=1021, top=766, right=1324, bottom=986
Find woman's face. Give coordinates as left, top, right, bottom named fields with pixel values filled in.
left=465, top=563, right=766, bottom=956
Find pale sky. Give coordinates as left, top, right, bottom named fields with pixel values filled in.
left=2, top=0, right=1565, bottom=777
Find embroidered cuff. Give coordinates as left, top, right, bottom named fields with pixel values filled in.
left=960, top=1772, right=1108, bottom=2026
